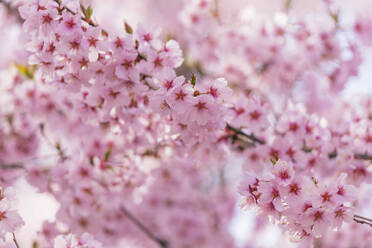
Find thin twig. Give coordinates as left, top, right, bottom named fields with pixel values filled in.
left=354, top=153, right=372, bottom=160
left=0, top=163, right=23, bottom=170
left=284, top=0, right=293, bottom=12
left=226, top=124, right=372, bottom=162
left=12, top=233, right=20, bottom=248
left=226, top=123, right=265, bottom=145
left=120, top=205, right=168, bottom=248
left=354, top=214, right=372, bottom=222
left=0, top=150, right=70, bottom=171
left=354, top=214, right=372, bottom=227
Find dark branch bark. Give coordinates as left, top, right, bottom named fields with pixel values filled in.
left=1, top=163, right=23, bottom=170
left=226, top=124, right=265, bottom=145
left=354, top=153, right=372, bottom=160
left=226, top=124, right=372, bottom=162
left=12, top=233, right=20, bottom=248
left=354, top=214, right=372, bottom=227
left=120, top=205, right=168, bottom=248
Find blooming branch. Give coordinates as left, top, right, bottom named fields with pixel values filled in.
left=53, top=0, right=98, bottom=27
left=227, top=123, right=372, bottom=162
left=0, top=0, right=370, bottom=247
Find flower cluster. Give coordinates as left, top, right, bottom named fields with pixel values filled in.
left=152, top=75, right=233, bottom=145
left=0, top=186, right=24, bottom=240
left=179, top=0, right=361, bottom=112
left=20, top=0, right=183, bottom=125
left=239, top=159, right=356, bottom=242
left=0, top=110, right=39, bottom=186
left=0, top=0, right=370, bottom=247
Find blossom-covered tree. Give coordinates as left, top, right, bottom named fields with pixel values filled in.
left=0, top=0, right=371, bottom=247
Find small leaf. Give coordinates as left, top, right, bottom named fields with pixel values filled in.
left=329, top=10, right=339, bottom=24
left=124, top=22, right=133, bottom=34
left=190, top=73, right=196, bottom=87
left=15, top=64, right=37, bottom=79
left=101, top=29, right=108, bottom=37
left=142, top=149, right=157, bottom=157
left=86, top=6, right=93, bottom=19
left=270, top=155, right=279, bottom=165
left=81, top=5, right=93, bottom=20
left=104, top=149, right=111, bottom=162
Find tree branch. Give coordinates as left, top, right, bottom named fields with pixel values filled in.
left=354, top=214, right=372, bottom=227
left=354, top=153, right=372, bottom=161
left=226, top=124, right=265, bottom=145
left=0, top=163, right=23, bottom=170
left=120, top=205, right=168, bottom=248
left=226, top=124, right=372, bottom=162
left=12, top=233, right=20, bottom=248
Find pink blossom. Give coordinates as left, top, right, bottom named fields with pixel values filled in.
left=0, top=200, right=24, bottom=240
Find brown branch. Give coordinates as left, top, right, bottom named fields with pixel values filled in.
left=12, top=233, right=20, bottom=248
left=226, top=124, right=265, bottom=145
left=353, top=214, right=372, bottom=227
left=354, top=153, right=372, bottom=161
left=0, top=163, right=23, bottom=170
left=120, top=205, right=168, bottom=248
left=227, top=124, right=372, bottom=162
left=0, top=151, right=69, bottom=171
left=284, top=0, right=293, bottom=12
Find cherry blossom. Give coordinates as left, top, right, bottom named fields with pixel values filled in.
left=0, top=0, right=370, bottom=247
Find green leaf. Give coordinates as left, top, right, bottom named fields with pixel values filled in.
left=86, top=6, right=93, bottom=19
left=124, top=22, right=133, bottom=34
left=80, top=5, right=93, bottom=20
left=190, top=73, right=196, bottom=87
left=329, top=10, right=339, bottom=24
left=270, top=155, right=279, bottom=165
left=104, top=149, right=111, bottom=162
left=15, top=64, right=37, bottom=79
